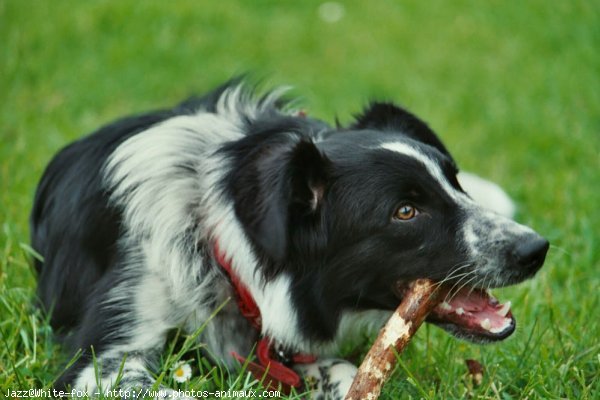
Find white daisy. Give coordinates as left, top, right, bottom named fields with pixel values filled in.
left=172, top=361, right=192, bottom=383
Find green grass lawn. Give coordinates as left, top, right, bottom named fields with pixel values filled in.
left=1, top=1, right=599, bottom=398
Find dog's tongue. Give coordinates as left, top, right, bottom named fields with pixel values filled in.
left=430, top=287, right=514, bottom=336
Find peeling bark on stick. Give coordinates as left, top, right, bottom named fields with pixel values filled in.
left=345, top=279, right=444, bottom=400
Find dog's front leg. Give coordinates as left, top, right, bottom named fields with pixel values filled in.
left=54, top=271, right=197, bottom=399
left=65, top=349, right=196, bottom=399
left=294, top=358, right=357, bottom=400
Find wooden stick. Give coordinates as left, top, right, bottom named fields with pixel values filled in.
left=345, top=279, right=443, bottom=400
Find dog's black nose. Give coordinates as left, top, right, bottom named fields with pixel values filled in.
left=513, top=234, right=549, bottom=273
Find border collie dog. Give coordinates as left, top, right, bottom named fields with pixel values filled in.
left=32, top=80, right=548, bottom=399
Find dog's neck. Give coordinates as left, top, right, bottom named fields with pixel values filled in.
left=213, top=241, right=262, bottom=330
left=212, top=240, right=317, bottom=392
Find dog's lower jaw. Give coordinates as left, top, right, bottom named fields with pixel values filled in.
left=429, top=321, right=515, bottom=344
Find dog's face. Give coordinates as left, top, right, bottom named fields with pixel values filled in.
left=227, top=102, right=548, bottom=345
left=316, top=130, right=548, bottom=343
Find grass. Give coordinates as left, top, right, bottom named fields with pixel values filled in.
left=1, top=0, right=598, bottom=398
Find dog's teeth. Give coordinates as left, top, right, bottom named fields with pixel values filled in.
left=490, top=318, right=512, bottom=333
left=480, top=318, right=491, bottom=330
left=439, top=301, right=452, bottom=311
left=455, top=307, right=465, bottom=315
left=496, top=301, right=511, bottom=317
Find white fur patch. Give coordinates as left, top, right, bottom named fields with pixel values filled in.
left=201, top=169, right=305, bottom=350
left=458, top=171, right=516, bottom=218
left=99, top=85, right=306, bottom=375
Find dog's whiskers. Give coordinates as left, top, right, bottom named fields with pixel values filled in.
left=436, top=271, right=474, bottom=294
left=426, top=262, right=475, bottom=304
left=425, top=264, right=474, bottom=304
left=480, top=269, right=490, bottom=292
left=466, top=268, right=493, bottom=296
left=407, top=262, right=474, bottom=305
left=433, top=262, right=473, bottom=289
left=549, top=244, right=570, bottom=256
left=442, top=269, right=477, bottom=304
left=445, top=274, right=479, bottom=304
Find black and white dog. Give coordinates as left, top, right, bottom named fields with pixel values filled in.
left=32, top=80, right=548, bottom=398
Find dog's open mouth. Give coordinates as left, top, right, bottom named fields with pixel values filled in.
left=396, top=283, right=515, bottom=342
left=427, top=287, right=515, bottom=342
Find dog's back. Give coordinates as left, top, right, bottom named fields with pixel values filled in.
left=31, top=84, right=233, bottom=331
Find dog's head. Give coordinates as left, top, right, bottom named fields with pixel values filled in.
left=224, top=99, right=548, bottom=346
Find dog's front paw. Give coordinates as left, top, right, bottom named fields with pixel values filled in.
left=294, top=359, right=357, bottom=400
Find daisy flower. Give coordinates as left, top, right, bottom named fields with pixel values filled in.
left=172, top=361, right=192, bottom=383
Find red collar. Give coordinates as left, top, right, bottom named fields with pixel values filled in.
left=213, top=242, right=316, bottom=393
left=213, top=242, right=262, bottom=330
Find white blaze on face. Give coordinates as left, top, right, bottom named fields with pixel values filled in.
left=379, top=142, right=468, bottom=204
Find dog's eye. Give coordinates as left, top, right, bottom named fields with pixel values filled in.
left=395, top=204, right=418, bottom=221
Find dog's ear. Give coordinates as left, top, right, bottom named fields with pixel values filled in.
left=287, top=140, right=330, bottom=215
left=352, top=102, right=453, bottom=159
left=231, top=138, right=330, bottom=264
